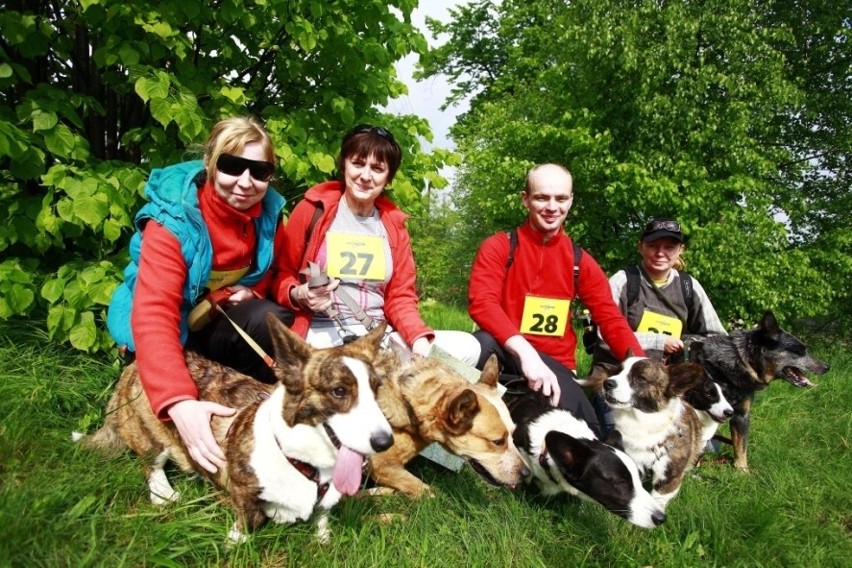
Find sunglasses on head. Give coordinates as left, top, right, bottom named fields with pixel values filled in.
left=350, top=123, right=397, bottom=144
left=216, top=153, right=275, bottom=182
left=643, top=219, right=681, bottom=234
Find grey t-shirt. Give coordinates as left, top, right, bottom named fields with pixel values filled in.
left=311, top=199, right=393, bottom=328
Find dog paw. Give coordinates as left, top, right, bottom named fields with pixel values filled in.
left=150, top=489, right=180, bottom=506
left=227, top=523, right=247, bottom=544
left=315, top=516, right=331, bottom=545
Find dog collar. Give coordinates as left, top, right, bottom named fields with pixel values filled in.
left=285, top=456, right=330, bottom=502
left=271, top=415, right=331, bottom=502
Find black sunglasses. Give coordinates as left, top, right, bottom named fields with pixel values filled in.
left=350, top=123, right=397, bottom=144
left=643, top=219, right=681, bottom=234
left=216, top=153, right=275, bottom=182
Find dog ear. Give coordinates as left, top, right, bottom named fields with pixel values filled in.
left=605, top=428, right=624, bottom=450
left=444, top=389, right=480, bottom=436
left=476, top=355, right=500, bottom=389
left=578, top=363, right=618, bottom=389
left=756, top=311, right=781, bottom=342
left=544, top=431, right=594, bottom=482
left=666, top=361, right=706, bottom=397
left=266, top=313, right=313, bottom=392
left=350, top=321, right=388, bottom=359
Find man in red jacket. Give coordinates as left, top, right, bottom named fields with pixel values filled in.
left=468, top=163, right=643, bottom=435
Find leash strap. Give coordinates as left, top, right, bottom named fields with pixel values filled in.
left=213, top=303, right=276, bottom=369
left=302, top=261, right=377, bottom=333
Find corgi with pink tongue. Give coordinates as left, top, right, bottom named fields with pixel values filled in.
left=234, top=318, right=394, bottom=543
left=78, top=316, right=393, bottom=546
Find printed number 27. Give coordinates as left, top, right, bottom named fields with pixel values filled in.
left=340, top=252, right=374, bottom=276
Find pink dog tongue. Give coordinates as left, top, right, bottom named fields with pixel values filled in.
left=332, top=445, right=364, bottom=496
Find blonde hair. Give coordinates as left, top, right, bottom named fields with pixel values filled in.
left=203, top=116, right=274, bottom=181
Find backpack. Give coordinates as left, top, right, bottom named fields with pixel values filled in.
left=505, top=228, right=583, bottom=298
left=624, top=265, right=696, bottom=330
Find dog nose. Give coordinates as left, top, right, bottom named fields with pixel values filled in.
left=724, top=408, right=734, bottom=418
left=652, top=511, right=666, bottom=526
left=521, top=465, right=531, bottom=479
left=370, top=431, right=394, bottom=452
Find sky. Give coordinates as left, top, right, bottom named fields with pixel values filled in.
left=385, top=1, right=470, bottom=152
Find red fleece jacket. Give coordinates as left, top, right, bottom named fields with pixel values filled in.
left=272, top=180, right=433, bottom=347
left=468, top=220, right=644, bottom=370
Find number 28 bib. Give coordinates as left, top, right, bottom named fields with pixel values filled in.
left=325, top=233, right=387, bottom=281
left=520, top=295, right=570, bottom=336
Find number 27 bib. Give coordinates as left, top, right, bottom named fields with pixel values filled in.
left=520, top=295, right=570, bottom=336
left=325, top=233, right=387, bottom=281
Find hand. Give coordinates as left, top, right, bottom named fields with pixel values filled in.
left=662, top=337, right=684, bottom=355
left=519, top=354, right=561, bottom=407
left=411, top=337, right=432, bottom=358
left=167, top=399, right=236, bottom=474
left=291, top=279, right=340, bottom=313
left=225, top=285, right=258, bottom=305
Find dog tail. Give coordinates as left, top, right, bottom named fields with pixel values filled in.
left=72, top=421, right=126, bottom=456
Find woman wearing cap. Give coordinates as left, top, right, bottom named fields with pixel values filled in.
left=273, top=123, right=480, bottom=363
left=592, top=217, right=727, bottom=366
left=107, top=116, right=291, bottom=474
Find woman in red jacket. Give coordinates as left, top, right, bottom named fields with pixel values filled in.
left=273, top=124, right=479, bottom=363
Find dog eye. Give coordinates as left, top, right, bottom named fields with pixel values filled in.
left=331, top=386, right=348, bottom=398
left=493, top=436, right=506, bottom=447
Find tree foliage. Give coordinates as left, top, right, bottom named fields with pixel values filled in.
left=0, top=0, right=442, bottom=351
left=422, top=0, right=852, bottom=329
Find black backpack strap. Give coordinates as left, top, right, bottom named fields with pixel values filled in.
left=679, top=271, right=696, bottom=328
left=505, top=228, right=518, bottom=270
left=625, top=265, right=641, bottom=308
left=572, top=241, right=582, bottom=299
left=306, top=202, right=324, bottom=248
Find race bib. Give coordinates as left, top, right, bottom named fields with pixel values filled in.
left=325, top=233, right=387, bottom=281
left=520, top=295, right=570, bottom=337
left=206, top=266, right=250, bottom=291
left=636, top=309, right=683, bottom=338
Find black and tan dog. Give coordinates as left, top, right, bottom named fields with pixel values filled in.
left=368, top=352, right=530, bottom=498
left=75, top=318, right=394, bottom=543
left=686, top=311, right=830, bottom=471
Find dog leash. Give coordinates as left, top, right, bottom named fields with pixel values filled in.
left=213, top=302, right=276, bottom=369
left=302, top=261, right=379, bottom=343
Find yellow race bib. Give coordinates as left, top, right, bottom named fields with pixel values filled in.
left=636, top=309, right=683, bottom=338
left=206, top=266, right=250, bottom=291
left=520, top=295, right=571, bottom=337
left=325, top=233, right=387, bottom=281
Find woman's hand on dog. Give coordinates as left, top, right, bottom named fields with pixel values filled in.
left=167, top=400, right=236, bottom=473
left=662, top=337, right=684, bottom=355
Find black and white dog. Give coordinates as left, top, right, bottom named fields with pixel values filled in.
left=508, top=391, right=666, bottom=528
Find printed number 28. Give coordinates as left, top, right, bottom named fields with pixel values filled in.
left=340, top=252, right=374, bottom=276
left=530, top=314, right=559, bottom=333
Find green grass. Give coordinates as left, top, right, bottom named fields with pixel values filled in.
left=1, top=313, right=850, bottom=567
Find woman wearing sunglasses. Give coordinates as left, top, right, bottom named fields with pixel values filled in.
left=107, top=116, right=291, bottom=474
left=272, top=124, right=480, bottom=363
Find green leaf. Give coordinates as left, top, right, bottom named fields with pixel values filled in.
left=41, top=278, right=65, bottom=304
left=72, top=195, right=109, bottom=226
left=43, top=124, right=77, bottom=158
left=32, top=111, right=58, bottom=132
left=69, top=311, right=98, bottom=351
